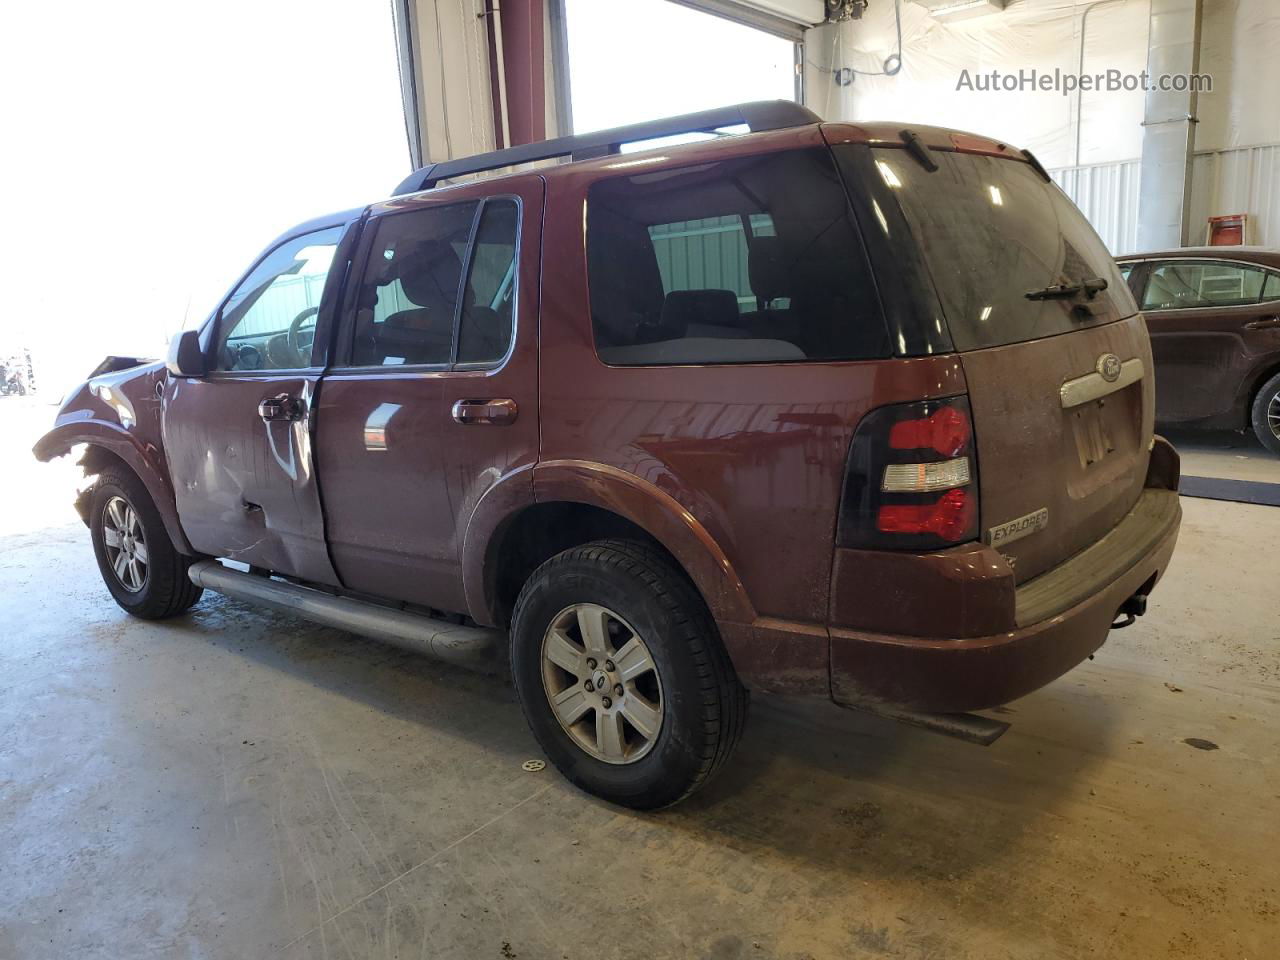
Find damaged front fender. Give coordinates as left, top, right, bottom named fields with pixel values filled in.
left=32, top=359, right=195, bottom=555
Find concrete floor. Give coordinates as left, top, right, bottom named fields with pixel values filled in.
left=1163, top=426, right=1280, bottom=484
left=2, top=397, right=1278, bottom=959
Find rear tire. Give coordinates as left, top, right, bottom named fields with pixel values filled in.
left=510, top=539, right=748, bottom=809
left=89, top=465, right=203, bottom=619
left=1251, top=371, right=1280, bottom=456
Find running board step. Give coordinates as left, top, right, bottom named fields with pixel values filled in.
left=838, top=701, right=1010, bottom=746
left=188, top=560, right=502, bottom=670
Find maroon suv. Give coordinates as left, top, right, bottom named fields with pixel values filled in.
left=35, top=102, right=1181, bottom=808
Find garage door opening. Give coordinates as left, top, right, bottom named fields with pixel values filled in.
left=563, top=0, right=799, bottom=136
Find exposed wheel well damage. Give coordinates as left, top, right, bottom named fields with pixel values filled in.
left=486, top=502, right=694, bottom=629
left=71, top=444, right=133, bottom=526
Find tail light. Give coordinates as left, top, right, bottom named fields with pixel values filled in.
left=837, top=396, right=979, bottom=550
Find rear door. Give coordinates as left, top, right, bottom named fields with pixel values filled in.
left=313, top=178, right=541, bottom=613
left=1136, top=258, right=1280, bottom=422
left=164, top=219, right=358, bottom=584
left=849, top=144, right=1151, bottom=583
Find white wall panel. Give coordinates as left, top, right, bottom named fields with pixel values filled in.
left=1189, top=145, right=1280, bottom=247
left=1051, top=159, right=1143, bottom=255
left=409, top=0, right=497, bottom=164
left=1051, top=143, right=1280, bottom=256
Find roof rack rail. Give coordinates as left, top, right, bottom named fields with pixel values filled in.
left=391, top=99, right=821, bottom=196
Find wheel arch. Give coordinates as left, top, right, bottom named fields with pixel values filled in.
left=462, top=459, right=755, bottom=631
left=35, top=422, right=194, bottom=555
left=1244, top=359, right=1280, bottom=427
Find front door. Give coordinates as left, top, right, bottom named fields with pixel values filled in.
left=1139, top=258, right=1280, bottom=422
left=314, top=177, right=542, bottom=614
left=163, top=219, right=358, bottom=584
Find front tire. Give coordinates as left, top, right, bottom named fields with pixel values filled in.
left=1251, top=371, right=1280, bottom=456
left=89, top=465, right=203, bottom=619
left=510, top=539, right=747, bottom=809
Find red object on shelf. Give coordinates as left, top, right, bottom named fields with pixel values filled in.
left=1206, top=214, right=1247, bottom=246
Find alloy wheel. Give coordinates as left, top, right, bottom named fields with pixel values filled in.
left=540, top=603, right=664, bottom=764
left=102, top=496, right=148, bottom=592
left=1268, top=390, right=1280, bottom=440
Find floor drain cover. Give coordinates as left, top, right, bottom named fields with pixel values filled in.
left=522, top=759, right=546, bottom=772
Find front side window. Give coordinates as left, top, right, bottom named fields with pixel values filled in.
left=350, top=197, right=519, bottom=367
left=1142, top=260, right=1270, bottom=310
left=214, top=226, right=343, bottom=371
left=586, top=148, right=888, bottom=366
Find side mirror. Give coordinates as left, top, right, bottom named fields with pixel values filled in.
left=166, top=330, right=207, bottom=378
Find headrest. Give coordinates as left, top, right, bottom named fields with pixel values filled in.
left=748, top=236, right=789, bottom=304
left=659, top=289, right=739, bottom=337
left=394, top=239, right=463, bottom=308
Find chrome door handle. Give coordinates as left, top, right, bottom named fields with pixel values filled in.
left=451, top=398, right=518, bottom=425
left=258, top=393, right=305, bottom=422
left=1243, top=317, right=1280, bottom=330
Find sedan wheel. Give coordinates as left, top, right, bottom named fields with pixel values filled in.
left=1251, top=371, right=1280, bottom=456
left=101, top=495, right=149, bottom=592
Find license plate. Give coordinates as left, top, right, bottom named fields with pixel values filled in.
left=1071, top=401, right=1116, bottom=468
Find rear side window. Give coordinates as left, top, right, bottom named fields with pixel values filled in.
left=1142, top=260, right=1269, bottom=309
left=457, top=199, right=519, bottom=364
left=850, top=146, right=1137, bottom=352
left=586, top=148, right=889, bottom=366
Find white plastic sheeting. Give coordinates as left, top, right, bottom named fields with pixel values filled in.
left=804, top=0, right=1150, bottom=168
left=1197, top=0, right=1280, bottom=151
left=805, top=0, right=1280, bottom=168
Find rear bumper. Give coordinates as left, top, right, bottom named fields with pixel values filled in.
left=828, top=486, right=1181, bottom=713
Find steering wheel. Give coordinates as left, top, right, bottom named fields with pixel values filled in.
left=287, top=306, right=320, bottom=366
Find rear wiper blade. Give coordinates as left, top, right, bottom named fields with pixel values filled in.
left=898, top=129, right=938, bottom=172
left=1025, top=277, right=1109, bottom=301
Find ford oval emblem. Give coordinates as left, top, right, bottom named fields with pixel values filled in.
left=1097, top=353, right=1122, bottom=382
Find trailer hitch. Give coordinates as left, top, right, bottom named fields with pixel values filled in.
left=1110, top=592, right=1148, bottom=630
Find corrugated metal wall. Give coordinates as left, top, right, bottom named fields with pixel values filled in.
left=1051, top=159, right=1143, bottom=255
left=1189, top=144, right=1280, bottom=247
left=1052, top=143, right=1280, bottom=255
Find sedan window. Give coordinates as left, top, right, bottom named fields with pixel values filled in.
left=1142, top=260, right=1269, bottom=310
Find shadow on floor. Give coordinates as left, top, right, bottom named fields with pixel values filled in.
left=153, top=589, right=1112, bottom=887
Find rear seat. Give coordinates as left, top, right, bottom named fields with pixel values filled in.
left=599, top=337, right=804, bottom=365
left=660, top=289, right=750, bottom=340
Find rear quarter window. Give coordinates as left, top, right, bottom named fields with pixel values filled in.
left=841, top=145, right=1137, bottom=352
left=585, top=148, right=890, bottom=366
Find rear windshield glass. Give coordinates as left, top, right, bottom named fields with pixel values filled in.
left=586, top=148, right=890, bottom=366
left=860, top=146, right=1136, bottom=352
